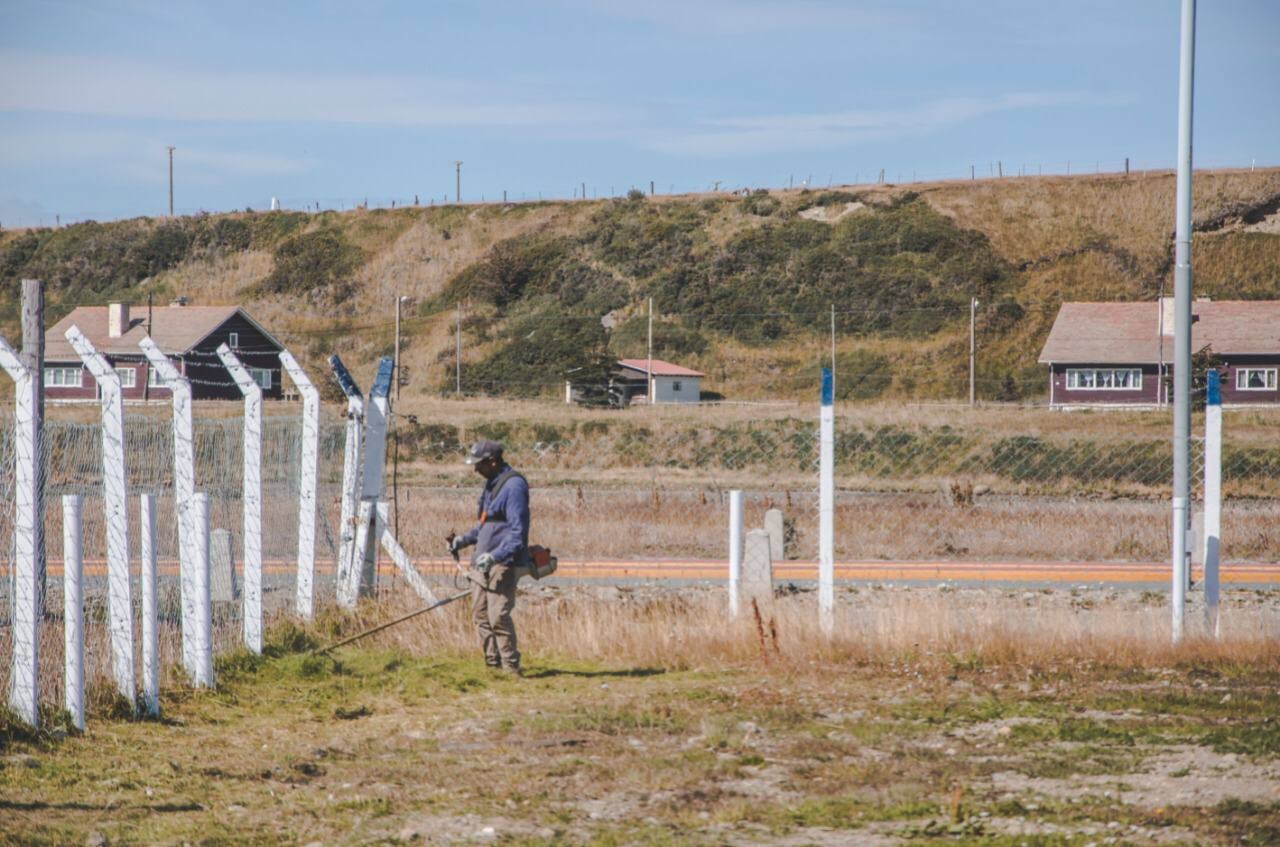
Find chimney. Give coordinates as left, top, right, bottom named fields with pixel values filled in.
left=108, top=302, right=130, bottom=338
left=1159, top=296, right=1174, bottom=337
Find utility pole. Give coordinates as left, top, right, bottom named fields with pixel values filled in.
left=647, top=297, right=654, bottom=404
left=969, top=297, right=978, bottom=406
left=167, top=146, right=175, bottom=216
left=20, top=279, right=45, bottom=615
left=394, top=295, right=409, bottom=403
left=454, top=161, right=462, bottom=203
left=830, top=304, right=836, bottom=398
left=1171, top=0, right=1197, bottom=644
left=455, top=301, right=462, bottom=394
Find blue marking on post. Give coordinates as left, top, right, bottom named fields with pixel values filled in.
left=821, top=368, right=833, bottom=407
left=1206, top=368, right=1221, bottom=407
left=370, top=357, right=394, bottom=399
left=327, top=354, right=362, bottom=400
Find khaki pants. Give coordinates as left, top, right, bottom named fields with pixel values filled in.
left=470, top=563, right=519, bottom=669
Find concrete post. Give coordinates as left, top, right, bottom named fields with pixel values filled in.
left=210, top=528, right=237, bottom=603
left=742, top=529, right=774, bottom=615
left=140, top=493, right=159, bottom=716
left=1203, top=369, right=1222, bottom=638
left=67, top=326, right=135, bottom=710
left=279, top=350, right=319, bottom=619
left=728, top=490, right=743, bottom=618
left=764, top=508, right=785, bottom=561
left=63, top=495, right=84, bottom=730
left=217, top=344, right=262, bottom=652
left=192, top=494, right=214, bottom=688
left=819, top=368, right=835, bottom=634
left=0, top=336, right=39, bottom=727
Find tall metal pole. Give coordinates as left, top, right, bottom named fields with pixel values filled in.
left=456, top=301, right=462, bottom=394
left=1171, top=0, right=1197, bottom=644
left=454, top=160, right=462, bottom=203
left=394, top=294, right=403, bottom=404
left=647, top=297, right=654, bottom=403
left=167, top=146, right=175, bottom=216
left=969, top=297, right=978, bottom=406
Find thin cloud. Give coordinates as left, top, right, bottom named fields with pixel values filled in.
left=570, top=0, right=914, bottom=36
left=643, top=92, right=1135, bottom=156
left=0, top=49, right=613, bottom=129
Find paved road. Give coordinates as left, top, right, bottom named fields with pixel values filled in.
left=39, top=557, right=1280, bottom=586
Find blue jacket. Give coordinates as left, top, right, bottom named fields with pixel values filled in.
left=460, top=464, right=530, bottom=567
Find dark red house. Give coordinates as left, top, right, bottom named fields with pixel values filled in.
left=44, top=301, right=285, bottom=402
left=1039, top=298, right=1280, bottom=408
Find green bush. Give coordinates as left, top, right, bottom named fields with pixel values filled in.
left=255, top=230, right=362, bottom=297
left=608, top=316, right=708, bottom=359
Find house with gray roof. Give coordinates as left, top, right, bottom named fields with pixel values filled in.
left=1038, top=298, right=1280, bottom=408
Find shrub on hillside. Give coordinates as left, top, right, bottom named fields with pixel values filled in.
left=608, top=316, right=708, bottom=359
left=254, top=230, right=362, bottom=298
left=833, top=350, right=892, bottom=400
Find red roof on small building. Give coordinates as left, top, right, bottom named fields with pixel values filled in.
left=617, top=358, right=706, bottom=378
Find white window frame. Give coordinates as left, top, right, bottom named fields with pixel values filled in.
left=44, top=367, right=83, bottom=387
left=250, top=367, right=272, bottom=390
left=115, top=366, right=137, bottom=388
left=147, top=366, right=165, bottom=387
left=1236, top=367, right=1277, bottom=391
left=1065, top=368, right=1143, bottom=391
left=228, top=331, right=240, bottom=349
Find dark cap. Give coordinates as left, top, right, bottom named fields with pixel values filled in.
left=464, top=439, right=503, bottom=465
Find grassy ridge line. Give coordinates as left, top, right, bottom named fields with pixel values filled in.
left=1, top=170, right=1278, bottom=402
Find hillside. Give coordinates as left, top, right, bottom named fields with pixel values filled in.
left=2, top=169, right=1278, bottom=402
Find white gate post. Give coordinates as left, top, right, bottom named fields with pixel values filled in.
left=818, top=367, right=835, bottom=635
left=728, top=490, right=743, bottom=618
left=218, top=344, right=263, bottom=653
left=66, top=327, right=136, bottom=709
left=0, top=336, right=39, bottom=727
left=1203, top=370, right=1222, bottom=638
left=63, top=494, right=84, bottom=731
left=140, top=493, right=159, bottom=715
left=139, top=336, right=199, bottom=681
left=329, top=355, right=365, bottom=609
left=279, top=350, right=319, bottom=618
left=192, top=492, right=214, bottom=687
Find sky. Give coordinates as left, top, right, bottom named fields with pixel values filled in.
left=1, top=0, right=1277, bottom=226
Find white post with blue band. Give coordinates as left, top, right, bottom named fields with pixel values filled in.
left=819, top=368, right=835, bottom=634
left=1203, top=369, right=1221, bottom=638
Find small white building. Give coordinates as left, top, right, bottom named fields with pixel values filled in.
left=616, top=358, right=704, bottom=404
left=565, top=358, right=706, bottom=405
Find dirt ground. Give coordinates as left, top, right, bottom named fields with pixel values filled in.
left=2, top=584, right=1279, bottom=846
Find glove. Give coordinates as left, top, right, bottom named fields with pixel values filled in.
left=448, top=535, right=469, bottom=556
left=474, top=552, right=497, bottom=572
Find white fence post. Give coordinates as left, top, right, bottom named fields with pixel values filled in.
left=819, top=367, right=835, bottom=635
left=218, top=344, right=263, bottom=653
left=63, top=495, right=84, bottom=731
left=279, top=350, right=319, bottom=619
left=728, top=490, right=743, bottom=618
left=329, top=355, right=365, bottom=610
left=0, top=335, right=39, bottom=727
left=139, top=336, right=199, bottom=681
left=1203, top=370, right=1222, bottom=638
left=66, top=326, right=136, bottom=710
left=192, top=492, right=214, bottom=688
left=140, top=493, right=159, bottom=716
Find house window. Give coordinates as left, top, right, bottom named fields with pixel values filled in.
left=250, top=367, right=273, bottom=390
left=1236, top=367, right=1277, bottom=391
left=148, top=366, right=165, bottom=387
left=1065, top=368, right=1142, bottom=390
left=672, top=380, right=682, bottom=392
left=115, top=366, right=137, bottom=388
left=228, top=332, right=240, bottom=349
left=44, top=367, right=82, bottom=387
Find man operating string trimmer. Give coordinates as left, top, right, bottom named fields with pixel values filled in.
left=448, top=440, right=529, bottom=677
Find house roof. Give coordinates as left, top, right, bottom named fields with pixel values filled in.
left=1038, top=301, right=1280, bottom=364
left=45, top=304, right=278, bottom=361
left=617, top=358, right=706, bottom=378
